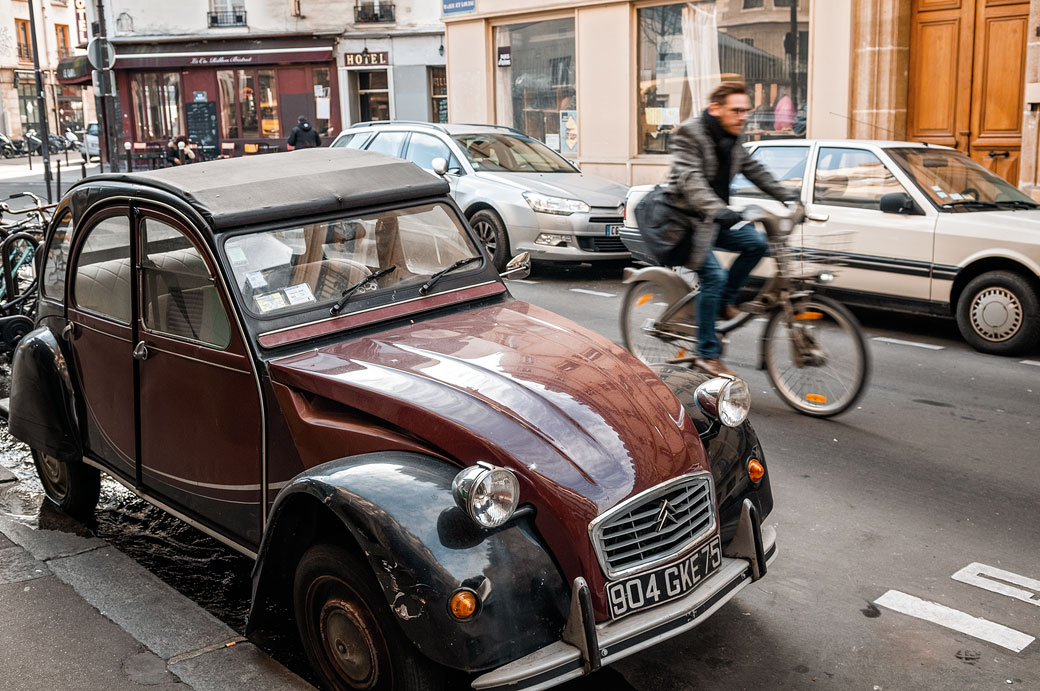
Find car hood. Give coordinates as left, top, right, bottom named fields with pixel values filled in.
left=475, top=171, right=629, bottom=208
left=269, top=300, right=707, bottom=521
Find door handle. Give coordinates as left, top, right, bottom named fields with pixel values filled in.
left=988, top=151, right=1009, bottom=159
left=805, top=213, right=829, bottom=223
left=61, top=322, right=75, bottom=341
left=132, top=341, right=149, bottom=361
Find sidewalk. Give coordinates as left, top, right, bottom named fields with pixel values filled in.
left=0, top=154, right=103, bottom=203
left=0, top=470, right=313, bottom=691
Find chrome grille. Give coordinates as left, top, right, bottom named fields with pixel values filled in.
left=589, top=473, right=716, bottom=579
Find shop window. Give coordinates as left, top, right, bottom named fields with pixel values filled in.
left=55, top=25, right=71, bottom=58
left=17, top=80, right=39, bottom=134
left=357, top=70, right=389, bottom=122
left=430, top=67, right=448, bottom=124
left=494, top=18, right=576, bottom=151
left=218, top=68, right=282, bottom=139
left=636, top=1, right=810, bottom=154
left=57, top=85, right=84, bottom=133
left=15, top=19, right=32, bottom=61
left=313, top=67, right=331, bottom=134
left=131, top=72, right=183, bottom=141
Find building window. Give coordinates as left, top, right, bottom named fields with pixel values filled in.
left=430, top=67, right=448, bottom=124
left=15, top=19, right=32, bottom=61
left=313, top=67, right=331, bottom=134
left=355, top=2, right=395, bottom=24
left=131, top=72, right=183, bottom=141
left=209, top=0, right=246, bottom=27
left=55, top=25, right=71, bottom=58
left=743, top=0, right=764, bottom=7
left=494, top=18, right=576, bottom=151
left=17, top=80, right=39, bottom=134
left=636, top=1, right=810, bottom=154
left=217, top=69, right=281, bottom=139
left=357, top=70, right=390, bottom=121
left=290, top=0, right=302, bottom=17
left=57, top=85, right=84, bottom=133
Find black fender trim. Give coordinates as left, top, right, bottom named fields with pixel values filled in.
left=8, top=326, right=82, bottom=461
left=247, top=451, right=569, bottom=672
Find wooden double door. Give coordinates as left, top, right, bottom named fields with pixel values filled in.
left=908, top=0, right=1029, bottom=182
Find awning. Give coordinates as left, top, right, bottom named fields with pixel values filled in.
left=113, top=37, right=335, bottom=70
left=57, top=54, right=92, bottom=85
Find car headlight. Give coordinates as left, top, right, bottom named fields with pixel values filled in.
left=522, top=191, right=590, bottom=215
left=694, top=374, right=751, bottom=427
left=452, top=462, right=520, bottom=528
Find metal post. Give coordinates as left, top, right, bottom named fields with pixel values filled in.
left=125, top=143, right=131, bottom=172
left=26, top=0, right=53, bottom=202
left=789, top=0, right=799, bottom=112
left=94, top=0, right=119, bottom=172
left=81, top=150, right=87, bottom=178
left=56, top=159, right=61, bottom=198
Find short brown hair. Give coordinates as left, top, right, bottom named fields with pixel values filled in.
left=709, top=81, right=748, bottom=105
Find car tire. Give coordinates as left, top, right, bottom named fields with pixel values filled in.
left=293, top=543, right=445, bottom=691
left=31, top=449, right=100, bottom=520
left=469, top=209, right=510, bottom=272
left=955, top=270, right=1040, bottom=355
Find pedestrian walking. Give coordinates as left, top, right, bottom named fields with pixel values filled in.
left=287, top=116, right=322, bottom=150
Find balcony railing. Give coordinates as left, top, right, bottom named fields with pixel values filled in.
left=208, top=10, right=247, bottom=27
left=355, top=2, right=395, bottom=23
left=17, top=44, right=33, bottom=60
left=57, top=46, right=72, bottom=58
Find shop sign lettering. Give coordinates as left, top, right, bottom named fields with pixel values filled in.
left=75, top=0, right=89, bottom=44
left=190, top=56, right=255, bottom=65
left=442, top=0, right=476, bottom=14
left=344, top=52, right=389, bottom=67
left=497, top=47, right=511, bottom=67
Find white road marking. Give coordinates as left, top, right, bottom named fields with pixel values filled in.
left=569, top=288, right=616, bottom=298
left=872, top=337, right=945, bottom=350
left=952, top=563, right=1040, bottom=608
left=509, top=279, right=538, bottom=284
left=874, top=590, right=1034, bottom=652
left=1021, top=360, right=1040, bottom=367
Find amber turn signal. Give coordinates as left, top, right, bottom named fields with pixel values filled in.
left=747, top=458, right=765, bottom=483
left=449, top=589, right=479, bottom=620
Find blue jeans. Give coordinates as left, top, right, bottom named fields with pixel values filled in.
left=689, top=221, right=768, bottom=359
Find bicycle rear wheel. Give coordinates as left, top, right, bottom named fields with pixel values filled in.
left=763, top=295, right=870, bottom=417
left=620, top=277, right=692, bottom=364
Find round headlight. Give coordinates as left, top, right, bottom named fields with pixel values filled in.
left=452, top=463, right=519, bottom=528
left=717, top=377, right=751, bottom=427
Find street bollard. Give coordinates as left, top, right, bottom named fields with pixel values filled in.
left=27, top=148, right=32, bottom=171
left=81, top=151, right=87, bottom=179
left=124, top=143, right=132, bottom=173
left=56, top=160, right=61, bottom=199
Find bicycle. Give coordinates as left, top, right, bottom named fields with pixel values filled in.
left=620, top=203, right=871, bottom=418
left=0, top=192, right=54, bottom=349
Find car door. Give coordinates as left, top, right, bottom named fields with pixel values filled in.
left=135, top=208, right=264, bottom=548
left=806, top=146, right=937, bottom=301
left=66, top=208, right=136, bottom=481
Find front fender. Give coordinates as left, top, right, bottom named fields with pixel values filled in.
left=8, top=326, right=82, bottom=461
left=248, top=451, right=569, bottom=673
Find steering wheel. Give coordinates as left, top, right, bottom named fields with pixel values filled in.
left=960, top=187, right=980, bottom=201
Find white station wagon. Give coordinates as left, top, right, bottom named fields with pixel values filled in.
left=623, top=140, right=1040, bottom=355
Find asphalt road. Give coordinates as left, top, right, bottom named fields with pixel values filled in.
left=513, top=263, right=1040, bottom=690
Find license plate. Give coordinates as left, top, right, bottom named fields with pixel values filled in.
left=605, top=224, right=621, bottom=236
left=606, top=536, right=722, bottom=620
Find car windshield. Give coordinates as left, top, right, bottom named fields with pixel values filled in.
left=887, top=147, right=1038, bottom=210
left=452, top=133, right=576, bottom=173
left=224, top=202, right=483, bottom=318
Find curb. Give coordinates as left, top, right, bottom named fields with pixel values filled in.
left=0, top=512, right=312, bottom=691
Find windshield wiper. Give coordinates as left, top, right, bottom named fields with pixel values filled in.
left=941, top=200, right=1000, bottom=210
left=330, top=265, right=397, bottom=315
left=419, top=256, right=482, bottom=295
left=994, top=200, right=1040, bottom=210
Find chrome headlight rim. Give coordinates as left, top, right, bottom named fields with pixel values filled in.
left=694, top=374, right=751, bottom=427
left=451, top=462, right=520, bottom=528
left=522, top=191, right=591, bottom=216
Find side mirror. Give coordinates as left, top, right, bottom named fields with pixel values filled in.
left=880, top=192, right=917, bottom=215
left=431, top=157, right=449, bottom=176
left=499, top=252, right=531, bottom=280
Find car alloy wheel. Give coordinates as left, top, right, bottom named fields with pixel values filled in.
left=468, top=209, right=509, bottom=272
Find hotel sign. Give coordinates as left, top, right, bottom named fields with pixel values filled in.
left=74, top=0, right=90, bottom=44
left=344, top=51, right=389, bottom=67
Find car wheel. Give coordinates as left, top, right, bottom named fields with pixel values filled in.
left=956, top=270, right=1040, bottom=355
left=469, top=210, right=509, bottom=272
left=294, top=543, right=445, bottom=691
left=31, top=449, right=100, bottom=520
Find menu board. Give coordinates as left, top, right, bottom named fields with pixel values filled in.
left=185, top=101, right=218, bottom=161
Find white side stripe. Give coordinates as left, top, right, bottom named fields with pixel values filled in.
left=872, top=337, right=945, bottom=350
left=874, top=590, right=1034, bottom=652
left=1021, top=360, right=1040, bottom=367
left=952, top=563, right=1040, bottom=608
left=569, top=288, right=615, bottom=298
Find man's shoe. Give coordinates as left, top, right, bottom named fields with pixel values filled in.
left=722, top=305, right=742, bottom=321
left=692, top=358, right=736, bottom=377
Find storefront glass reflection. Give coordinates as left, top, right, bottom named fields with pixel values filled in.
left=131, top=72, right=183, bottom=141
left=494, top=18, right=576, bottom=152
left=637, top=0, right=810, bottom=154
left=358, top=70, right=389, bottom=121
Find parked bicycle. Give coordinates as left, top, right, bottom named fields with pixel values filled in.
left=620, top=203, right=871, bottom=417
left=0, top=192, right=55, bottom=349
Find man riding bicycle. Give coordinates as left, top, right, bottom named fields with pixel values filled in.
left=668, top=81, right=793, bottom=376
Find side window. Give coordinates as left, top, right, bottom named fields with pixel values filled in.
left=405, top=133, right=460, bottom=171
left=731, top=146, right=808, bottom=199
left=332, top=132, right=372, bottom=150
left=140, top=218, right=231, bottom=348
left=72, top=215, right=131, bottom=323
left=814, top=147, right=908, bottom=210
left=364, top=131, right=407, bottom=157
left=42, top=211, right=74, bottom=299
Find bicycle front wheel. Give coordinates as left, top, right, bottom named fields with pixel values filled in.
left=763, top=295, right=870, bottom=417
left=620, top=276, right=691, bottom=364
